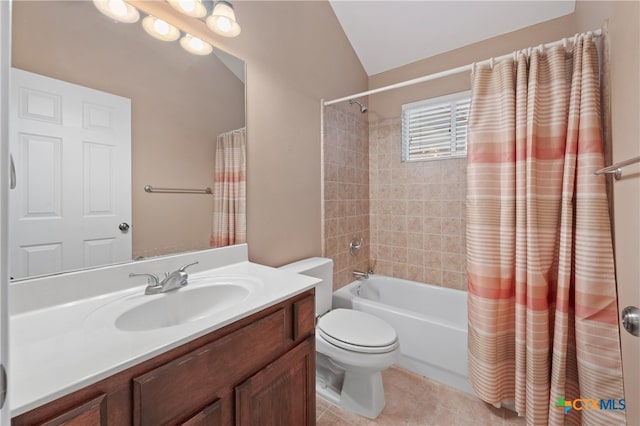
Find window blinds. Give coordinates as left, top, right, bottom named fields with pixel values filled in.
left=402, top=91, right=471, bottom=162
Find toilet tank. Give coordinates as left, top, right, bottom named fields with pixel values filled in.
left=278, top=257, right=333, bottom=317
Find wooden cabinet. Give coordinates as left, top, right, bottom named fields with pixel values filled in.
left=13, top=291, right=315, bottom=426
left=235, top=337, right=314, bottom=426
left=39, top=394, right=107, bottom=426
left=180, top=399, right=222, bottom=426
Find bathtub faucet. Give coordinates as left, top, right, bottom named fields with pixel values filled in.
left=352, top=270, right=369, bottom=280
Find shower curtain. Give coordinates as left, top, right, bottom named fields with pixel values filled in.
left=466, top=34, right=625, bottom=425
left=210, top=128, right=246, bottom=248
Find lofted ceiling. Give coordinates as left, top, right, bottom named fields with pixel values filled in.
left=328, top=1, right=576, bottom=76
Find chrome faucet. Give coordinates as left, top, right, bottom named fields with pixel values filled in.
left=352, top=270, right=369, bottom=280
left=129, top=261, right=199, bottom=295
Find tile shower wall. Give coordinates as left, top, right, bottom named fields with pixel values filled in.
left=369, top=118, right=467, bottom=290
left=323, top=105, right=370, bottom=290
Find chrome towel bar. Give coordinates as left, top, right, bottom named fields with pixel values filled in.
left=144, top=185, right=212, bottom=194
left=594, top=156, right=640, bottom=180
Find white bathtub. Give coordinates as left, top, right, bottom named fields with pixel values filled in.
left=332, top=275, right=473, bottom=395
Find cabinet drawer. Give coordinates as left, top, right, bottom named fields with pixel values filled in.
left=40, top=394, right=106, bottom=426
left=133, top=308, right=287, bottom=426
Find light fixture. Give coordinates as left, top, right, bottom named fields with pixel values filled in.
left=92, top=0, right=140, bottom=23
left=167, top=0, right=207, bottom=18
left=142, top=16, right=181, bottom=41
left=180, top=34, right=213, bottom=55
left=93, top=0, right=242, bottom=56
left=206, top=1, right=241, bottom=38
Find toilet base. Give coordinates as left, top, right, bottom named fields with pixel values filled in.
left=316, top=369, right=386, bottom=419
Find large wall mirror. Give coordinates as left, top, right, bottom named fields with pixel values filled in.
left=9, top=1, right=246, bottom=280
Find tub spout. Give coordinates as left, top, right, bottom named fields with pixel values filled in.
left=352, top=270, right=369, bottom=280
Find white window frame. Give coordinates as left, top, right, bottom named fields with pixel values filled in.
left=401, top=90, right=471, bottom=162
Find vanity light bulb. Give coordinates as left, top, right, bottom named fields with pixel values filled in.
left=179, top=34, right=213, bottom=55
left=108, top=0, right=127, bottom=17
left=206, top=2, right=241, bottom=37
left=216, top=16, right=232, bottom=33
left=178, top=0, right=196, bottom=13
left=142, top=16, right=180, bottom=41
left=93, top=0, right=140, bottom=23
left=153, top=19, right=170, bottom=35
left=190, top=37, right=204, bottom=50
left=168, top=0, right=207, bottom=18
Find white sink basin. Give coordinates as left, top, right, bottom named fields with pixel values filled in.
left=85, top=275, right=262, bottom=332
left=116, top=284, right=250, bottom=331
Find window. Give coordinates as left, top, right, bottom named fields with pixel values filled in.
left=401, top=91, right=471, bottom=162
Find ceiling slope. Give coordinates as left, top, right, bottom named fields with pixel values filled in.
left=329, top=1, right=576, bottom=76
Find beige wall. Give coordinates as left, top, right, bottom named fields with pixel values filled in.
left=11, top=1, right=245, bottom=259
left=216, top=1, right=368, bottom=266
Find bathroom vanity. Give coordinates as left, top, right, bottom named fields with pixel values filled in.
left=9, top=245, right=319, bottom=425
left=13, top=291, right=315, bottom=425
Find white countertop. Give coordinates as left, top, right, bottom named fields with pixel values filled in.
left=10, top=260, right=319, bottom=417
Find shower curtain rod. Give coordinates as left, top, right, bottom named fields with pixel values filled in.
left=324, top=28, right=603, bottom=106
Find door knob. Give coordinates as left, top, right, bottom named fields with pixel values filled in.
left=119, top=222, right=130, bottom=232
left=621, top=306, right=639, bottom=337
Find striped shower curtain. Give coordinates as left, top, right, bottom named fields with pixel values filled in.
left=210, top=128, right=246, bottom=248
left=466, top=34, right=625, bottom=425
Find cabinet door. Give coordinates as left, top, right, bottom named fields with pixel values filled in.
left=0, top=1, right=10, bottom=424
left=235, top=337, right=315, bottom=426
left=40, top=394, right=107, bottom=426
left=133, top=308, right=287, bottom=425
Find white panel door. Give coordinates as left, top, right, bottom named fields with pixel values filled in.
left=9, top=68, right=131, bottom=279
left=0, top=1, right=11, bottom=421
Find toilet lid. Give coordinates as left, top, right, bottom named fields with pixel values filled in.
left=317, top=309, right=398, bottom=353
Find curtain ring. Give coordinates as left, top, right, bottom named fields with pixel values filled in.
left=471, top=62, right=476, bottom=75
left=574, top=32, right=580, bottom=45
left=538, top=43, right=544, bottom=54
left=490, top=57, right=494, bottom=69
left=562, top=37, right=567, bottom=50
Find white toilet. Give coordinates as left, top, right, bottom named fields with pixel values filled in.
left=279, top=257, right=399, bottom=419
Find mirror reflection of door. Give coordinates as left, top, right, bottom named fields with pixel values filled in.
left=9, top=68, right=132, bottom=280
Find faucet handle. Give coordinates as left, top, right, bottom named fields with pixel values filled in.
left=178, top=261, right=199, bottom=272
left=129, top=272, right=160, bottom=286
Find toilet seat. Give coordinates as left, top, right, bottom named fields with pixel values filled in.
left=317, top=309, right=399, bottom=354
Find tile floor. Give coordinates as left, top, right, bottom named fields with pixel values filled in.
left=316, top=367, right=526, bottom=426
